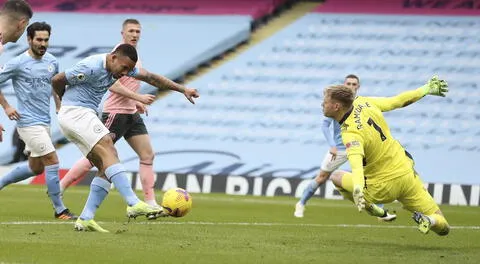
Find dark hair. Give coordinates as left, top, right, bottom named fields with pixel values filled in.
left=122, top=18, right=140, bottom=27
left=113, top=43, right=138, bottom=63
left=324, top=85, right=355, bottom=108
left=27, top=22, right=51, bottom=39
left=344, top=74, right=360, bottom=83
left=2, top=0, right=33, bottom=19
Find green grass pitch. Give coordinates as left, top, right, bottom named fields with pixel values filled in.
left=0, top=185, right=479, bottom=264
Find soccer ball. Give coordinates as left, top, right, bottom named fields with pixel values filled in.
left=161, top=188, right=192, bottom=217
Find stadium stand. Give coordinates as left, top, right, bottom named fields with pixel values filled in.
left=55, top=0, right=480, bottom=186
left=21, top=0, right=291, bottom=22
left=0, top=7, right=253, bottom=163
left=2, top=0, right=479, bottom=188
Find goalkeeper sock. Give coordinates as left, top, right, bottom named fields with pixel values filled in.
left=366, top=203, right=386, bottom=217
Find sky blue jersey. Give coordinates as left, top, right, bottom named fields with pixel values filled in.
left=62, top=53, right=139, bottom=111
left=0, top=51, right=58, bottom=127
left=321, top=117, right=345, bottom=151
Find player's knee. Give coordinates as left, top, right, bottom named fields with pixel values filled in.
left=139, top=151, right=154, bottom=163
left=316, top=170, right=331, bottom=184
left=100, top=134, right=114, bottom=145
left=30, top=165, right=44, bottom=175
left=437, top=225, right=450, bottom=236
left=42, top=152, right=59, bottom=165
left=98, top=136, right=117, bottom=155
left=330, top=171, right=342, bottom=187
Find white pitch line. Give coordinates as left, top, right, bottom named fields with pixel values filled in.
left=9, top=186, right=480, bottom=211
left=0, top=221, right=479, bottom=230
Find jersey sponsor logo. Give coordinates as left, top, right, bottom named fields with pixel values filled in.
left=345, top=141, right=360, bottom=149
left=26, top=77, right=51, bottom=90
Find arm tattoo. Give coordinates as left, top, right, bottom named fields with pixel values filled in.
left=145, top=72, right=185, bottom=93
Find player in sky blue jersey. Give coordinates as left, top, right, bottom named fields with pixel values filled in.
left=0, top=22, right=77, bottom=220
left=52, top=43, right=199, bottom=232
left=0, top=0, right=33, bottom=142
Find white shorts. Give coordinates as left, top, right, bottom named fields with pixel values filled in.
left=17, top=125, right=55, bottom=157
left=320, top=149, right=348, bottom=172
left=58, top=106, right=110, bottom=156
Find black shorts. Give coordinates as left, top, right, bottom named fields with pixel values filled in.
left=101, top=112, right=148, bottom=143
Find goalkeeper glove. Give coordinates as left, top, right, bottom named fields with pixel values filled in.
left=352, top=185, right=365, bottom=212
left=422, top=75, right=448, bottom=97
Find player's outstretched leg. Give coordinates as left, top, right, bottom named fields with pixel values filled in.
left=331, top=170, right=395, bottom=221
left=74, top=177, right=110, bottom=232
left=104, top=163, right=160, bottom=219
left=412, top=211, right=450, bottom=235
left=60, top=158, right=93, bottom=194
left=0, top=163, right=35, bottom=190
left=404, top=172, right=450, bottom=236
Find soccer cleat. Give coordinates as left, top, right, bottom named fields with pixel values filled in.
left=126, top=201, right=162, bottom=219
left=146, top=206, right=170, bottom=220
left=55, top=209, right=78, bottom=220
left=412, top=211, right=431, bottom=234
left=74, top=218, right=109, bottom=233
left=377, top=210, right=397, bottom=222
left=144, top=201, right=169, bottom=219
left=294, top=202, right=305, bottom=218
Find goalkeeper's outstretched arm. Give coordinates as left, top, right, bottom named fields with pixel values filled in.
left=367, top=75, right=448, bottom=112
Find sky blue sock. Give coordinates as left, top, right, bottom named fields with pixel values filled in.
left=0, top=162, right=34, bottom=189
left=80, top=177, right=110, bottom=220
left=45, top=164, right=67, bottom=214
left=105, top=163, right=140, bottom=206
left=300, top=180, right=320, bottom=205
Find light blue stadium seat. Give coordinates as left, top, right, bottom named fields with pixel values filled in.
left=52, top=12, right=480, bottom=185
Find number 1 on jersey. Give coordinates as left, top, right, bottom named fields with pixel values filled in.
left=367, top=118, right=387, bottom=141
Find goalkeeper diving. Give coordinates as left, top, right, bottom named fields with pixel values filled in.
left=323, top=76, right=450, bottom=235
